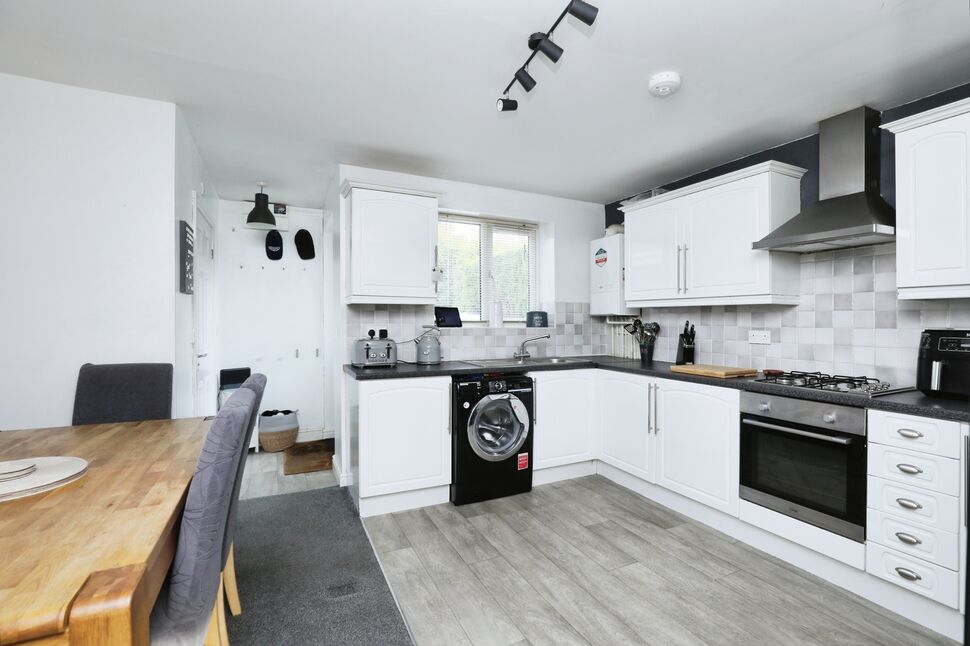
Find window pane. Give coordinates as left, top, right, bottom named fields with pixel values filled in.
left=437, top=220, right=482, bottom=321
left=492, top=228, right=531, bottom=321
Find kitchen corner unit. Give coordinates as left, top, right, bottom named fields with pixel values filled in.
left=621, top=161, right=804, bottom=307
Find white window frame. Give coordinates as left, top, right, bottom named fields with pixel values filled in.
left=437, top=213, right=538, bottom=323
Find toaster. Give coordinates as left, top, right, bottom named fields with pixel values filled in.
left=352, top=329, right=398, bottom=368
left=917, top=329, right=970, bottom=398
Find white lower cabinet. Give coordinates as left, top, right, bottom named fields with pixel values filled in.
left=654, top=380, right=741, bottom=516
left=597, top=371, right=653, bottom=481
left=531, top=370, right=597, bottom=470
left=357, top=376, right=452, bottom=498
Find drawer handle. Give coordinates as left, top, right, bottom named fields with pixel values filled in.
left=895, top=567, right=922, bottom=582
left=895, top=497, right=923, bottom=511
left=896, top=463, right=923, bottom=475
left=897, top=428, right=924, bottom=439
left=895, top=532, right=922, bottom=546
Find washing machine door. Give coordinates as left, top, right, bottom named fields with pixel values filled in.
left=467, top=393, right=531, bottom=462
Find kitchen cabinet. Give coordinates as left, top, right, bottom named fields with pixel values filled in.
left=884, top=98, right=970, bottom=299
left=654, top=379, right=740, bottom=516
left=531, top=370, right=598, bottom=469
left=590, top=235, right=639, bottom=316
left=622, top=161, right=803, bottom=307
left=345, top=184, right=440, bottom=304
left=357, top=376, right=451, bottom=497
left=597, top=371, right=654, bottom=480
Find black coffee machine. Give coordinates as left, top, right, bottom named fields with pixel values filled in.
left=917, top=329, right=970, bottom=399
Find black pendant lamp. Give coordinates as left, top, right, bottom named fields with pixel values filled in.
left=247, top=182, right=276, bottom=229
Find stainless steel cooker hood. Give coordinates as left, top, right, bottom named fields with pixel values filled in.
left=752, top=107, right=895, bottom=252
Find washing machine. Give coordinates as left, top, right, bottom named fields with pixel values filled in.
left=451, top=373, right=533, bottom=505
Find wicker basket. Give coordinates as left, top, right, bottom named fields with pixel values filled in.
left=258, top=411, right=299, bottom=452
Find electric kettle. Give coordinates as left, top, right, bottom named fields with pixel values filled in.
left=415, top=327, right=442, bottom=365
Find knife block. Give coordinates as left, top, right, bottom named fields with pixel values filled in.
left=675, top=334, right=695, bottom=365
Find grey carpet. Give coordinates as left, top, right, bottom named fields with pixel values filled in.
left=227, top=487, right=413, bottom=646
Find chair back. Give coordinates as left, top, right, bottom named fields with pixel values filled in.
left=72, top=362, right=173, bottom=425
left=154, top=387, right=255, bottom=638
left=221, top=374, right=267, bottom=566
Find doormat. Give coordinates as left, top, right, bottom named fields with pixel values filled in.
left=283, top=439, right=334, bottom=475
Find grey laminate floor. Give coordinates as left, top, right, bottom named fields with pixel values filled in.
left=364, top=475, right=955, bottom=646
left=239, top=449, right=337, bottom=500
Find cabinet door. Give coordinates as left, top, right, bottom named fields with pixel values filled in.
left=655, top=379, right=740, bottom=516
left=350, top=188, right=438, bottom=301
left=682, top=174, right=769, bottom=298
left=597, top=372, right=653, bottom=481
left=896, top=112, right=970, bottom=289
left=358, top=376, right=451, bottom=497
left=624, top=202, right=681, bottom=302
left=532, top=370, right=597, bottom=469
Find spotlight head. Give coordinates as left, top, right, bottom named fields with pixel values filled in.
left=529, top=32, right=563, bottom=63
left=568, top=0, right=598, bottom=26
left=515, top=68, right=537, bottom=92
left=496, top=97, right=518, bottom=112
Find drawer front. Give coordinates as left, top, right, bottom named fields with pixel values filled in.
left=867, top=443, right=960, bottom=496
left=866, top=509, right=959, bottom=569
left=865, top=542, right=960, bottom=608
left=867, top=476, right=961, bottom=533
left=867, top=410, right=962, bottom=458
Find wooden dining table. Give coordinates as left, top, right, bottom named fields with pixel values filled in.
left=0, top=417, right=211, bottom=646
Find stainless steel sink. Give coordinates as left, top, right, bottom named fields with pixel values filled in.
left=468, top=357, right=587, bottom=368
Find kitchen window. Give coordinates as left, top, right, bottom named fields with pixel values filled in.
left=437, top=214, right=537, bottom=322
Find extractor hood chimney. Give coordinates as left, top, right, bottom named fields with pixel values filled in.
left=752, top=107, right=895, bottom=252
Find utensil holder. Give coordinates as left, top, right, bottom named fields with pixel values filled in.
left=639, top=341, right=655, bottom=364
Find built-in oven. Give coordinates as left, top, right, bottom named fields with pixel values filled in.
left=739, top=392, right=867, bottom=542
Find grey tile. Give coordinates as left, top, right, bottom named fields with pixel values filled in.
left=853, top=256, right=874, bottom=274
left=852, top=274, right=874, bottom=292
left=815, top=310, right=833, bottom=328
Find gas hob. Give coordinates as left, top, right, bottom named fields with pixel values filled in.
left=753, top=371, right=915, bottom=397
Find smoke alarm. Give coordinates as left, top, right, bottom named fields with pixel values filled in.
left=648, top=71, right=682, bottom=97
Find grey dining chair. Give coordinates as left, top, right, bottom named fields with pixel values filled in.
left=72, top=362, right=173, bottom=425
left=150, top=387, right=255, bottom=646
left=220, top=373, right=267, bottom=616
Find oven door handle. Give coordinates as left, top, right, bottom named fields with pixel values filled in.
left=742, top=418, right=853, bottom=445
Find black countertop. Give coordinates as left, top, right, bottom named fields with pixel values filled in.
left=343, top=357, right=970, bottom=423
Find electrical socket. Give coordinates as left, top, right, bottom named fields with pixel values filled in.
left=748, top=329, right=771, bottom=345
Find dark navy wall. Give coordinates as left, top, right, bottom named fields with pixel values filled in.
left=604, top=81, right=970, bottom=227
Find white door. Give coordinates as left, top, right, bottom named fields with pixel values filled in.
left=598, top=372, right=653, bottom=481
left=193, top=206, right=217, bottom=417
left=532, top=370, right=597, bottom=469
left=895, top=112, right=970, bottom=289
left=682, top=175, right=769, bottom=298
left=654, top=379, right=740, bottom=516
left=350, top=188, right=438, bottom=302
left=624, top=202, right=681, bottom=303
left=358, top=377, right=451, bottom=497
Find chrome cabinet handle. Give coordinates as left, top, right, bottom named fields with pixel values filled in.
left=647, top=384, right=653, bottom=433
left=743, top=418, right=852, bottom=445
left=895, top=497, right=923, bottom=511
left=896, top=428, right=924, bottom=439
left=682, top=245, right=688, bottom=293
left=676, top=246, right=682, bottom=293
left=896, top=463, right=923, bottom=475
left=895, top=532, right=922, bottom=546
left=653, top=382, right=660, bottom=433
left=894, top=567, right=922, bottom=582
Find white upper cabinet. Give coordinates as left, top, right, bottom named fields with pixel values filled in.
left=531, top=370, right=598, bottom=469
left=346, top=185, right=440, bottom=304
left=884, top=100, right=970, bottom=300
left=622, top=161, right=804, bottom=307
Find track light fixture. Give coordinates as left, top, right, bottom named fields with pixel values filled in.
left=497, top=0, right=598, bottom=111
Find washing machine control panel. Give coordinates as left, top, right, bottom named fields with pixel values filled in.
left=487, top=380, right=507, bottom=393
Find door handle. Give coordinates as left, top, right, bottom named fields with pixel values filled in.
left=652, top=382, right=659, bottom=433
left=896, top=463, right=923, bottom=475
left=647, top=384, right=653, bottom=433
left=682, top=245, right=688, bottom=293
left=895, top=497, right=923, bottom=511
left=896, top=428, right=923, bottom=439
left=676, top=246, right=682, bottom=293
left=895, top=532, right=922, bottom=546
left=894, top=567, right=922, bottom=582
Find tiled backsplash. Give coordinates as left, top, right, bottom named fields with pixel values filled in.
left=633, top=243, right=970, bottom=386
left=346, top=301, right=609, bottom=363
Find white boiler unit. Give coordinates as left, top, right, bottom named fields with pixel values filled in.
left=590, top=234, right=638, bottom=316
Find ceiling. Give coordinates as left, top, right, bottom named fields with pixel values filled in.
left=1, top=0, right=969, bottom=208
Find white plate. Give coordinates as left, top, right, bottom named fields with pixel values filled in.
left=0, top=459, right=36, bottom=476
left=0, top=465, right=36, bottom=482
left=0, top=457, right=88, bottom=502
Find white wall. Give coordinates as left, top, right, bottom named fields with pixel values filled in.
left=330, top=164, right=604, bottom=482
left=216, top=200, right=326, bottom=433
left=174, top=108, right=219, bottom=418
left=0, top=74, right=178, bottom=430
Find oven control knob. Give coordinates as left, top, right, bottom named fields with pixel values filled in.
left=758, top=402, right=771, bottom=413
left=823, top=412, right=837, bottom=424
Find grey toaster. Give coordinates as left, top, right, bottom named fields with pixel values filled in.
left=352, top=329, right=398, bottom=368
